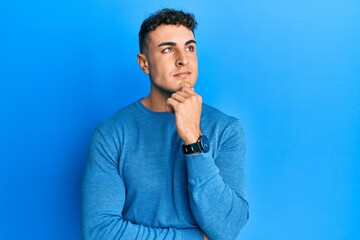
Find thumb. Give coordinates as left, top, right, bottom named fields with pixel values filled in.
left=165, top=103, right=174, bottom=113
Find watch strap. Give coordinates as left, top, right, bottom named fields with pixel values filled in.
left=182, top=135, right=203, bottom=155
left=182, top=141, right=202, bottom=154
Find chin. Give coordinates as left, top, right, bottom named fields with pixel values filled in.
left=179, top=80, right=195, bottom=88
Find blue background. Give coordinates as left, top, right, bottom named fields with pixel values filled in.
left=1, top=0, right=359, bottom=239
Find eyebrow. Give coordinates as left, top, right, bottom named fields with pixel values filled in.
left=158, top=40, right=196, bottom=47
left=185, top=40, right=196, bottom=45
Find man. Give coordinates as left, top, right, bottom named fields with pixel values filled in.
left=82, top=8, right=249, bottom=240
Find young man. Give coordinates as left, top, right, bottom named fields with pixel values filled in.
left=82, top=8, right=249, bottom=240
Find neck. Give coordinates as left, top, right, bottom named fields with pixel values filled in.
left=141, top=86, right=172, bottom=112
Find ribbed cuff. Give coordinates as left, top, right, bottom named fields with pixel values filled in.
left=185, top=152, right=219, bottom=184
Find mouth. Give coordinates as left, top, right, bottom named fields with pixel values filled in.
left=173, top=71, right=191, bottom=78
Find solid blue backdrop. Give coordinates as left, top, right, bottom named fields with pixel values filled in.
left=1, top=0, right=359, bottom=239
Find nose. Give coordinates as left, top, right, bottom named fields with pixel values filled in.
left=175, top=50, right=189, bottom=66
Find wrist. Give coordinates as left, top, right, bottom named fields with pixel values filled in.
left=183, top=130, right=201, bottom=145
left=182, top=134, right=210, bottom=155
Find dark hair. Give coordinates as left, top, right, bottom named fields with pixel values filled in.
left=138, top=8, right=197, bottom=54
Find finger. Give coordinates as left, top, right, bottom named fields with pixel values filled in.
left=181, top=86, right=195, bottom=95
left=165, top=103, right=174, bottom=113
left=171, top=92, right=187, bottom=102
left=166, top=97, right=179, bottom=110
left=173, top=90, right=191, bottom=99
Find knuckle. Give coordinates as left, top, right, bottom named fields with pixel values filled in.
left=188, top=95, right=196, bottom=102
left=192, top=94, right=202, bottom=103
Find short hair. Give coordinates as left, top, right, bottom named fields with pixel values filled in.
left=138, top=8, right=197, bottom=54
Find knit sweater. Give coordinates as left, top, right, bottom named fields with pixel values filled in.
left=81, top=100, right=249, bottom=240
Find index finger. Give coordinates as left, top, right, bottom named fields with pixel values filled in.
left=180, top=86, right=195, bottom=94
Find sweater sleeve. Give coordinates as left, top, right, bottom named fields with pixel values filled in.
left=185, top=120, right=249, bottom=240
left=81, top=128, right=204, bottom=240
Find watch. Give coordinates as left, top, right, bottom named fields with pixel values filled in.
left=182, top=134, right=210, bottom=155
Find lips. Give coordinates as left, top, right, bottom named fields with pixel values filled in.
left=174, top=71, right=191, bottom=78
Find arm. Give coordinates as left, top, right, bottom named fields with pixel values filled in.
left=185, top=120, right=249, bottom=240
left=81, top=128, right=203, bottom=240
left=166, top=87, right=249, bottom=240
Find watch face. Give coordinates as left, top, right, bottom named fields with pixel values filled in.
left=200, top=135, right=210, bottom=152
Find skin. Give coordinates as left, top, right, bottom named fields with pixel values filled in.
left=137, top=24, right=202, bottom=145
left=137, top=24, right=208, bottom=239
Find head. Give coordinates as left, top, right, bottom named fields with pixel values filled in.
left=139, top=8, right=197, bottom=55
left=137, top=8, right=199, bottom=95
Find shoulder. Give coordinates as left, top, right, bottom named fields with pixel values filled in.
left=202, top=103, right=242, bottom=128
left=95, top=101, right=139, bottom=136
left=201, top=103, right=245, bottom=156
left=89, top=101, right=141, bottom=154
left=201, top=103, right=245, bottom=142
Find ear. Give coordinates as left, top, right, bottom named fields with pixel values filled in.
left=137, top=53, right=150, bottom=74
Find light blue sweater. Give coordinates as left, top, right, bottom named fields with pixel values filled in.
left=81, top=100, right=249, bottom=240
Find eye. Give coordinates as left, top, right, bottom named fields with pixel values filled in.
left=186, top=45, right=195, bottom=52
left=162, top=47, right=174, bottom=53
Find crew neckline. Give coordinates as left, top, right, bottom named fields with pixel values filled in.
left=135, top=99, right=174, bottom=118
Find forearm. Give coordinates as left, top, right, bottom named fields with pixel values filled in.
left=82, top=160, right=204, bottom=240
left=82, top=212, right=202, bottom=240
left=186, top=153, right=249, bottom=240
left=82, top=128, right=204, bottom=240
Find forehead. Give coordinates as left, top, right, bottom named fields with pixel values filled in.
left=148, top=24, right=195, bottom=46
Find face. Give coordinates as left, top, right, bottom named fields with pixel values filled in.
left=138, top=24, right=198, bottom=94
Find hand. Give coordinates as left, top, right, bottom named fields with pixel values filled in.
left=204, top=234, right=209, bottom=240
left=165, top=86, right=202, bottom=144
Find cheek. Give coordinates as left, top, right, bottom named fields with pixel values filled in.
left=191, top=55, right=198, bottom=65
left=153, top=58, right=172, bottom=71
left=150, top=63, right=172, bottom=81
left=192, top=56, right=198, bottom=69
left=158, top=62, right=173, bottom=76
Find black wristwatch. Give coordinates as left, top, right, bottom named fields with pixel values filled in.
left=182, top=134, right=210, bottom=155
